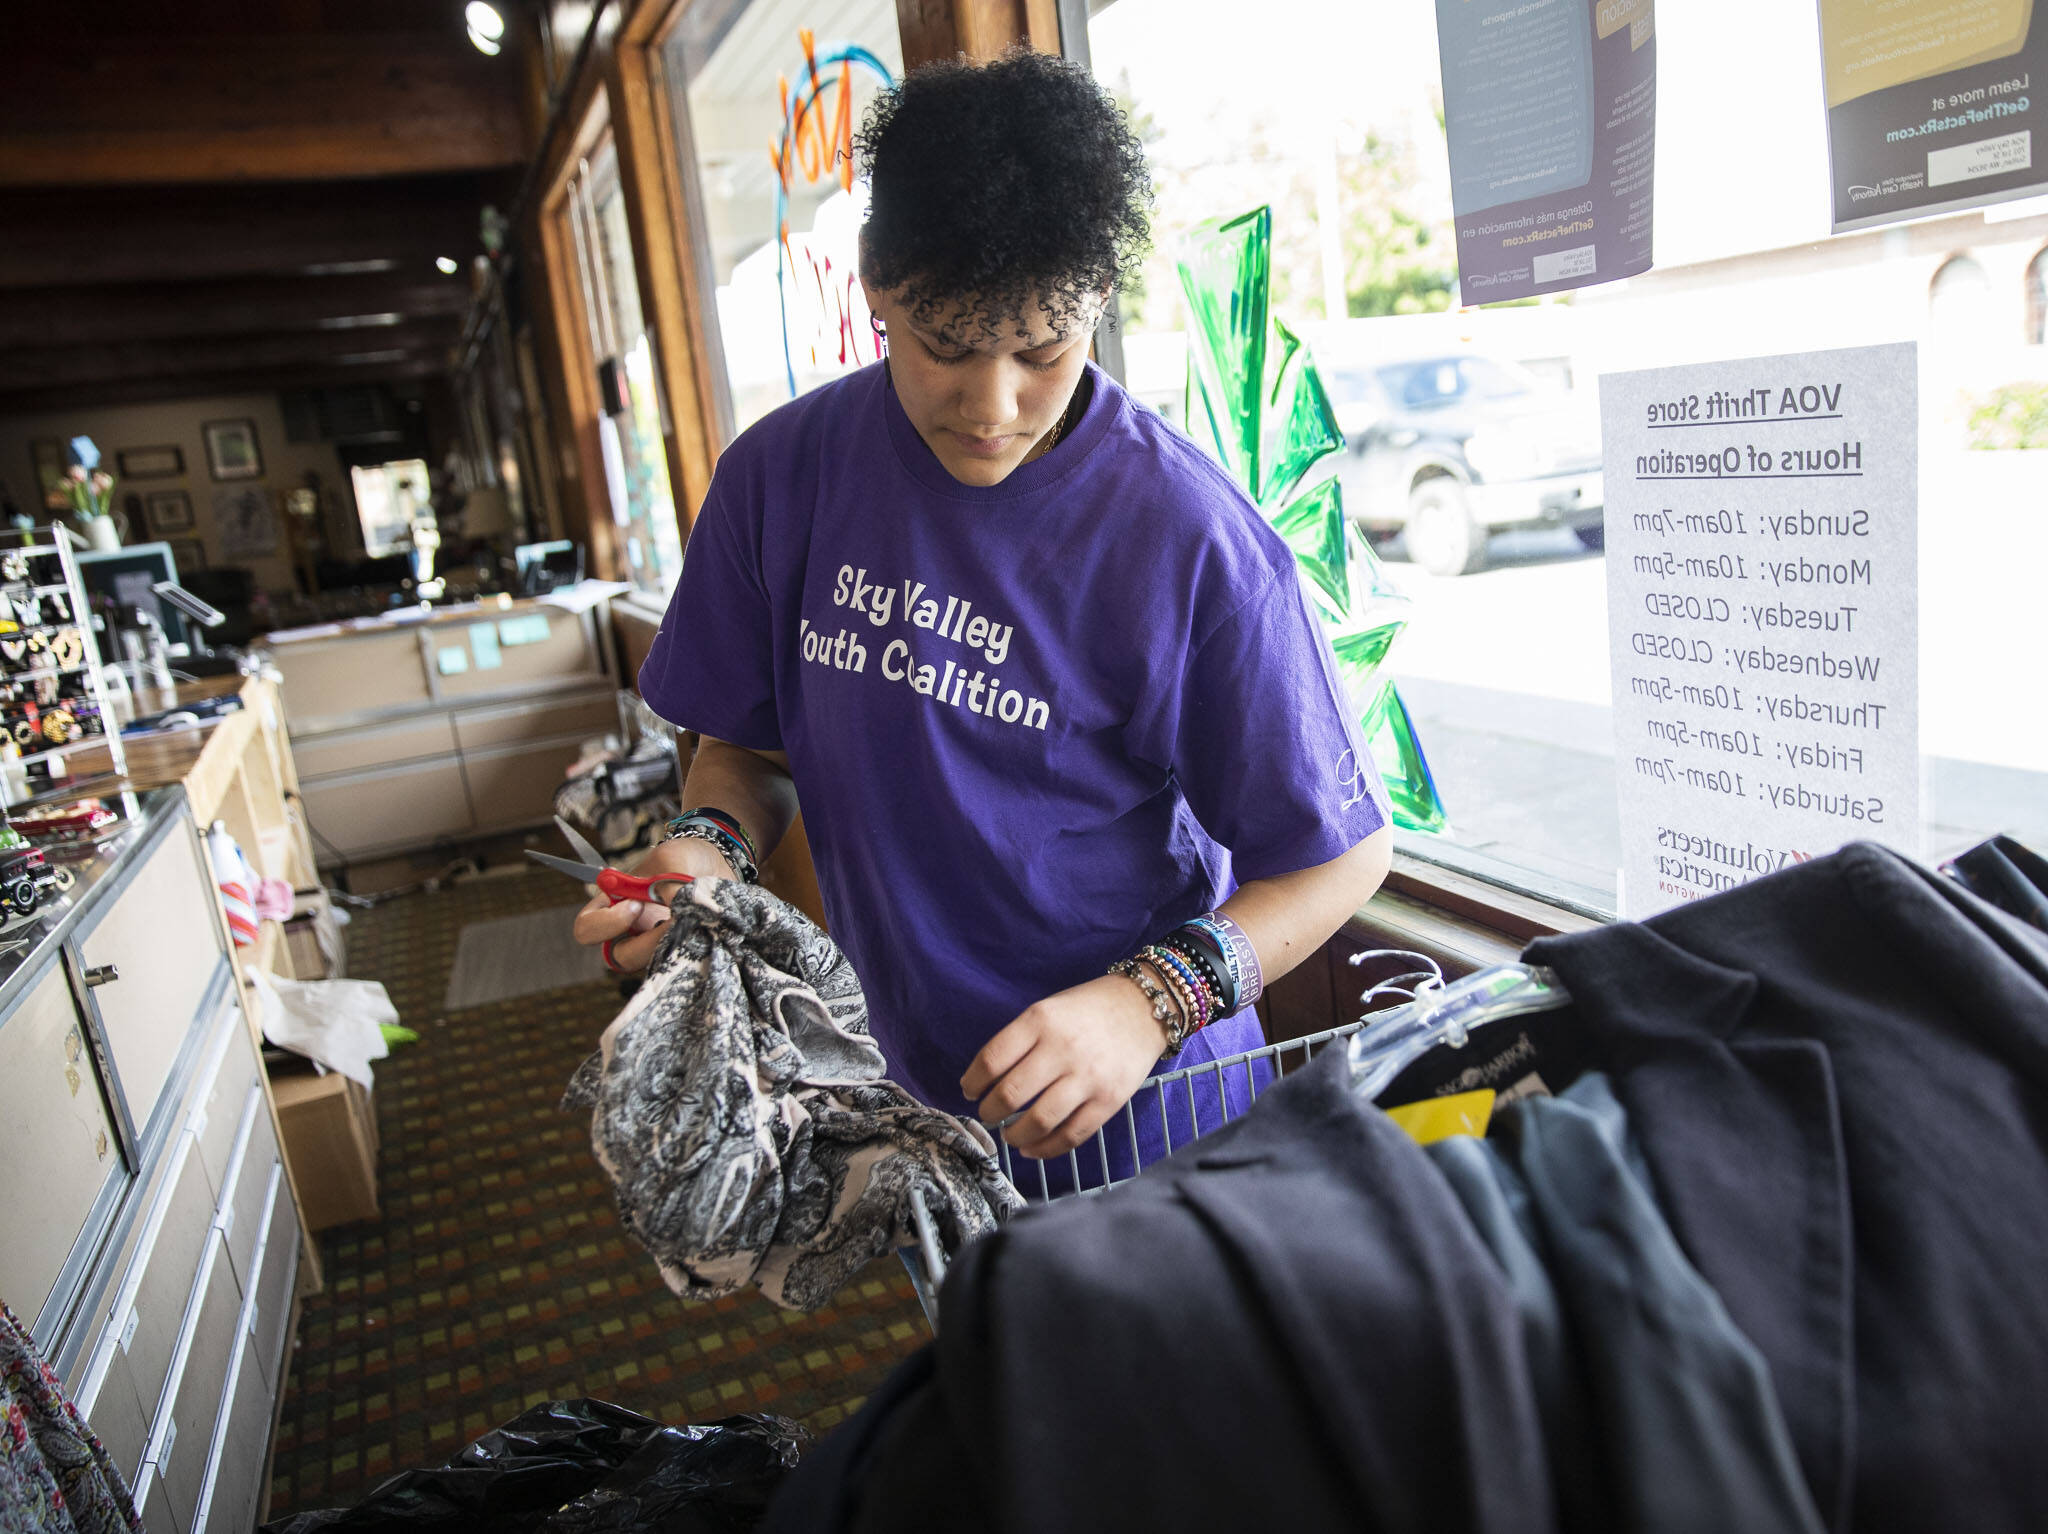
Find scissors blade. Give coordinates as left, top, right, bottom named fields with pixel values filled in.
left=554, top=815, right=606, bottom=868
left=527, top=850, right=608, bottom=883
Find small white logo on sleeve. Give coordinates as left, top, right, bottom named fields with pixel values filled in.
left=1335, top=747, right=1372, bottom=811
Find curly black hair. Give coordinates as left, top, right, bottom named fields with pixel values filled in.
left=856, top=47, right=1151, bottom=343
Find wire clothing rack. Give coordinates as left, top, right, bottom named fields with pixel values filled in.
left=900, top=949, right=1450, bottom=1329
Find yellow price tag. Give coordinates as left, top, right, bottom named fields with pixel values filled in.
left=1385, top=1089, right=1496, bottom=1146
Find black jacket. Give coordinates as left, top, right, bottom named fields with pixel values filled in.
left=1525, top=842, right=2048, bottom=1532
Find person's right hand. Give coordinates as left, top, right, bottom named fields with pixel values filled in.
left=570, top=835, right=738, bottom=973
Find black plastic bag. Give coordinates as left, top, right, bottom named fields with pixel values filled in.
left=260, top=1399, right=808, bottom=1534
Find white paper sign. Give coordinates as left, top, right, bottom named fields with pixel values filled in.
left=1598, top=342, right=1919, bottom=917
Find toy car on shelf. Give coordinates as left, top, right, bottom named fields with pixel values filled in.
left=0, top=824, right=63, bottom=916
left=11, top=798, right=118, bottom=847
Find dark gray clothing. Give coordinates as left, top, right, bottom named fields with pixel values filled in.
left=1428, top=1075, right=1823, bottom=1534
left=1526, top=842, right=2048, bottom=1532
left=562, top=878, right=1019, bottom=1312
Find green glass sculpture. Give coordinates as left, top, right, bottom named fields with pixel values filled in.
left=1176, top=206, right=1448, bottom=833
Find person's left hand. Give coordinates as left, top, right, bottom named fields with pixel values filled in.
left=961, top=973, right=1171, bottom=1159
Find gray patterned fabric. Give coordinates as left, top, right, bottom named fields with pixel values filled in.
left=563, top=878, right=1020, bottom=1311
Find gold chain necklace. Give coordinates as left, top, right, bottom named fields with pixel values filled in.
left=1036, top=386, right=1081, bottom=460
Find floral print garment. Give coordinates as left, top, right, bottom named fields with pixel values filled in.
left=563, top=878, right=1021, bottom=1312
left=1, top=1301, right=144, bottom=1533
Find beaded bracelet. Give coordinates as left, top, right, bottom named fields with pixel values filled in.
left=1138, top=938, right=1212, bottom=1036
left=668, top=806, right=759, bottom=863
left=1160, top=932, right=1229, bottom=1014
left=1108, top=957, right=1192, bottom=1056
left=664, top=812, right=758, bottom=883
left=1149, top=953, right=1208, bottom=1047
left=1143, top=950, right=1198, bottom=1034
left=687, top=807, right=759, bottom=864
left=1145, top=945, right=1212, bottom=1034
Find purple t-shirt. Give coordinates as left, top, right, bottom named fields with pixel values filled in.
left=640, top=361, right=1387, bottom=1114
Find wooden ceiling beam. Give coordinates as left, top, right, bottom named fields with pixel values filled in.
left=7, top=2, right=468, bottom=45
left=0, top=321, right=459, bottom=393
left=0, top=37, right=529, bottom=186
left=0, top=356, right=445, bottom=420
left=0, top=274, right=475, bottom=349
left=0, top=176, right=510, bottom=288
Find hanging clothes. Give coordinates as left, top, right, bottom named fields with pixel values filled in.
left=563, top=877, right=1020, bottom=1313
left=1523, top=841, right=2048, bottom=1533
left=1427, top=1075, right=1822, bottom=1534
left=1, top=1301, right=143, bottom=1534
left=767, top=841, right=2048, bottom=1534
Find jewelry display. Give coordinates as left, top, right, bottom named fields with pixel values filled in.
left=0, top=531, right=127, bottom=800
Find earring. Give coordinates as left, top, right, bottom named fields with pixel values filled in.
left=870, top=315, right=886, bottom=337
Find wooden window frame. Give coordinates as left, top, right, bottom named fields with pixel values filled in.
left=613, top=4, right=723, bottom=530
left=607, top=0, right=1071, bottom=557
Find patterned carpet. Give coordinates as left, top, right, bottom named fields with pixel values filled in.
left=265, top=866, right=930, bottom=1519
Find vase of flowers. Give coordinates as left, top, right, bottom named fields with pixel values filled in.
left=60, top=436, right=126, bottom=550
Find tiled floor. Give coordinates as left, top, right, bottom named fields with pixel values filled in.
left=264, top=865, right=928, bottom=1518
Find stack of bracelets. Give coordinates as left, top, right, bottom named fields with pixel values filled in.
left=663, top=807, right=760, bottom=883
left=1107, top=911, right=1264, bottom=1058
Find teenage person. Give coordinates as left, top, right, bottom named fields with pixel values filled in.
left=576, top=48, right=1391, bottom=1165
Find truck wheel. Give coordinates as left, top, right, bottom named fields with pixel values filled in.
left=1406, top=479, right=1488, bottom=576
left=1574, top=523, right=1606, bottom=552
left=7, top=879, right=35, bottom=915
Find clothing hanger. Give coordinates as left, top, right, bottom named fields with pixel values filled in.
left=1345, top=963, right=1571, bottom=1102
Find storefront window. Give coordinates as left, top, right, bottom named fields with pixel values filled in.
left=566, top=136, right=686, bottom=594
left=658, top=0, right=903, bottom=439
left=1090, top=0, right=2048, bottom=916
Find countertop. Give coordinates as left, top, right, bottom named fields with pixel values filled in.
left=0, top=671, right=288, bottom=1012
left=0, top=785, right=187, bottom=1016
left=262, top=581, right=630, bottom=646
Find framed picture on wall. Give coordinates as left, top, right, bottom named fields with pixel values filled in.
left=201, top=418, right=264, bottom=481
left=212, top=485, right=278, bottom=558
left=145, top=489, right=195, bottom=534
left=29, top=438, right=66, bottom=510
left=166, top=539, right=206, bottom=574
left=117, top=445, right=184, bottom=479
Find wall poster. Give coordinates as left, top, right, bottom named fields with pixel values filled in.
left=1434, top=0, right=1657, bottom=302
left=1819, top=0, right=2048, bottom=231
left=1598, top=342, right=1919, bottom=918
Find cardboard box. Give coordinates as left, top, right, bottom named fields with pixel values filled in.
left=269, top=1066, right=378, bottom=1231
left=281, top=917, right=323, bottom=980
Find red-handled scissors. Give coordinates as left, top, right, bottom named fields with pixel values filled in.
left=526, top=850, right=692, bottom=905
